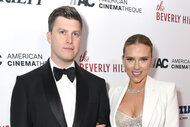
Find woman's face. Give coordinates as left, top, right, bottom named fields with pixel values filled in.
left=122, top=43, right=152, bottom=84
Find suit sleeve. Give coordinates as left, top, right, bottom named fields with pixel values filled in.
left=11, top=76, right=32, bottom=127
left=165, top=83, right=179, bottom=127
left=97, top=80, right=111, bottom=127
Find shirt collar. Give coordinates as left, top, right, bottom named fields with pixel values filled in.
left=49, top=58, right=75, bottom=73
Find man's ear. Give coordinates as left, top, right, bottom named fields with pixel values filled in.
left=46, top=32, right=51, bottom=44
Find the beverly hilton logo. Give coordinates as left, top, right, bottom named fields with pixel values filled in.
left=79, top=50, right=125, bottom=73
left=0, top=125, right=9, bottom=127
left=156, top=1, right=190, bottom=24
left=79, top=50, right=89, bottom=62
left=0, top=55, right=2, bottom=65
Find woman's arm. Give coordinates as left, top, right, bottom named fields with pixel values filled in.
left=165, top=83, right=179, bottom=127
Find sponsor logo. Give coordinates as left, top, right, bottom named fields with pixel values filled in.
left=0, top=0, right=42, bottom=5
left=70, top=0, right=95, bottom=7
left=156, top=1, right=190, bottom=25
left=171, top=59, right=190, bottom=69
left=79, top=50, right=125, bottom=72
left=6, top=53, right=46, bottom=67
left=152, top=58, right=169, bottom=68
left=99, top=0, right=141, bottom=13
left=0, top=55, right=2, bottom=65
left=0, top=125, right=9, bottom=127
left=70, top=0, right=142, bottom=13
left=152, top=57, right=190, bottom=69
left=179, top=105, right=190, bottom=120
left=179, top=105, right=190, bottom=114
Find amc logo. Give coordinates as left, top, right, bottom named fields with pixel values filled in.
left=71, top=0, right=95, bottom=7
left=0, top=55, right=2, bottom=65
left=152, top=58, right=169, bottom=68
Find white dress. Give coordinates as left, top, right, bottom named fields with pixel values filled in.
left=115, top=110, right=142, bottom=127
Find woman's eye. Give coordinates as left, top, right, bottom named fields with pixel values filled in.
left=126, top=57, right=133, bottom=61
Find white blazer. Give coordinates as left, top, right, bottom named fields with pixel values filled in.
left=109, top=76, right=179, bottom=127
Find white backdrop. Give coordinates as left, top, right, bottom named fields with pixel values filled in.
left=0, top=0, right=190, bottom=126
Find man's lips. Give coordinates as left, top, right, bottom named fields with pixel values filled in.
left=64, top=47, right=73, bottom=50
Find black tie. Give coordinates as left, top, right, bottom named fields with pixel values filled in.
left=53, top=67, right=76, bottom=82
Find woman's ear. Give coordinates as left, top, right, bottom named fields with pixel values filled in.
left=122, top=55, right=125, bottom=65
left=149, top=56, right=154, bottom=67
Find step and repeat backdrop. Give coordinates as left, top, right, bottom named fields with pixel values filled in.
left=0, top=0, right=190, bottom=126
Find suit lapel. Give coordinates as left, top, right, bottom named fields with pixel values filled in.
left=72, top=63, right=89, bottom=127
left=112, top=82, right=129, bottom=126
left=142, top=76, right=158, bottom=127
left=42, top=60, right=67, bottom=127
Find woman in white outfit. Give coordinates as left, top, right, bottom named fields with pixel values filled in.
left=109, top=34, right=179, bottom=127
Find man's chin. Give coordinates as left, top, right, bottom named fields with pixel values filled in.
left=62, top=57, right=75, bottom=63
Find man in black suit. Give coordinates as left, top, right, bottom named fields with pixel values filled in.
left=11, top=6, right=110, bottom=127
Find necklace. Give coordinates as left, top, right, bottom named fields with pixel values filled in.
left=128, top=87, right=145, bottom=94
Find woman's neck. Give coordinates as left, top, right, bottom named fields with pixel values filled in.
left=129, top=77, right=147, bottom=90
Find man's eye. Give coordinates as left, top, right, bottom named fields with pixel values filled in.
left=60, top=30, right=65, bottom=34
left=73, top=32, right=80, bottom=37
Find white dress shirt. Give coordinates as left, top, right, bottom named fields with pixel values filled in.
left=50, top=59, right=76, bottom=127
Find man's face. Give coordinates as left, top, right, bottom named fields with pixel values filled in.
left=47, top=16, right=81, bottom=68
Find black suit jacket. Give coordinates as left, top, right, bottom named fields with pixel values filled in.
left=11, top=60, right=110, bottom=127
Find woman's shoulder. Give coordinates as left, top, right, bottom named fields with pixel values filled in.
left=148, top=76, right=176, bottom=92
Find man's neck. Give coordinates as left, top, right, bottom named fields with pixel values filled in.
left=50, top=58, right=75, bottom=69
